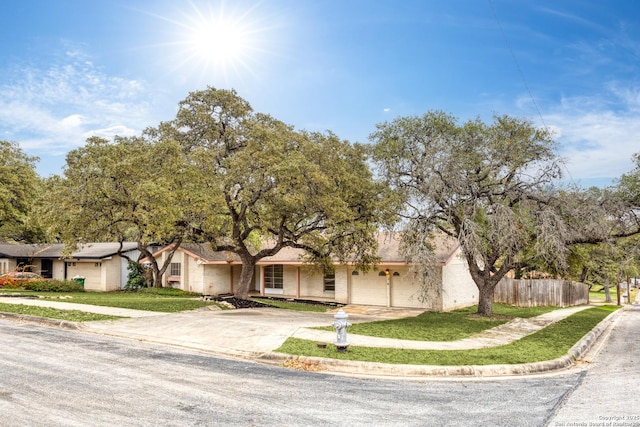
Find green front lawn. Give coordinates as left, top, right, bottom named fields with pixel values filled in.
left=277, top=305, right=617, bottom=365
left=0, top=302, right=122, bottom=322
left=1, top=289, right=216, bottom=313
left=316, top=303, right=559, bottom=341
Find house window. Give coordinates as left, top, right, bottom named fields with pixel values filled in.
left=67, top=262, right=76, bottom=267
left=94, top=262, right=102, bottom=268
left=323, top=272, right=335, bottom=292
left=170, top=263, right=181, bottom=277
left=264, top=265, right=283, bottom=289
left=17, top=258, right=30, bottom=271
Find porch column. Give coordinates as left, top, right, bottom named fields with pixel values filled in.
left=228, top=264, right=234, bottom=294
left=385, top=269, right=391, bottom=308
left=296, top=266, right=300, bottom=298
left=260, top=265, right=265, bottom=296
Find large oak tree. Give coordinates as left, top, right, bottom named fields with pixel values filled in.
left=38, top=135, right=203, bottom=286
left=155, top=87, right=390, bottom=299
left=372, top=112, right=585, bottom=316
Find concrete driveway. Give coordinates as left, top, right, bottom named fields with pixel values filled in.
left=80, top=307, right=355, bottom=358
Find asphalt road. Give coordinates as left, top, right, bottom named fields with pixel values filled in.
left=546, top=304, right=640, bottom=426
left=0, top=305, right=638, bottom=427
left=0, top=320, right=579, bottom=427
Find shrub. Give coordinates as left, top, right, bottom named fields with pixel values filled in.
left=21, top=279, right=85, bottom=292
left=0, top=277, right=20, bottom=289
left=124, top=261, right=147, bottom=291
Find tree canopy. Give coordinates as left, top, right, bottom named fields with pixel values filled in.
left=371, top=112, right=590, bottom=315
left=37, top=135, right=201, bottom=286
left=154, top=87, right=391, bottom=298
left=37, top=88, right=391, bottom=295
left=618, top=152, right=640, bottom=211
left=0, top=140, right=42, bottom=243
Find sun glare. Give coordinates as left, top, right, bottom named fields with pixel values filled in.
left=187, top=12, right=253, bottom=69
left=148, top=1, right=277, bottom=83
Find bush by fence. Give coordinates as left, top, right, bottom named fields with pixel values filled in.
left=494, top=278, right=588, bottom=307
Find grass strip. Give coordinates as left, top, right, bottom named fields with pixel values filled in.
left=0, top=302, right=123, bottom=322
left=276, top=306, right=616, bottom=365
left=5, top=290, right=215, bottom=313
left=315, top=303, right=559, bottom=341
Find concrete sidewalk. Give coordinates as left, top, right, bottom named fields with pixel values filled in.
left=0, top=295, right=627, bottom=377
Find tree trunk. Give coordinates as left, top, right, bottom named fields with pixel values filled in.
left=234, top=256, right=256, bottom=300
left=152, top=269, right=163, bottom=288
left=604, top=284, right=612, bottom=303
left=477, top=284, right=494, bottom=316
left=464, top=255, right=500, bottom=317
left=137, top=244, right=165, bottom=288
left=580, top=266, right=588, bottom=283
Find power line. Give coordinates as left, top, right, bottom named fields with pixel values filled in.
left=488, top=0, right=547, bottom=129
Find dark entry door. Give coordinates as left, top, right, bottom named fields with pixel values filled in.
left=40, top=259, right=53, bottom=278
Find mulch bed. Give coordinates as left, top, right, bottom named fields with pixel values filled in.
left=213, top=295, right=270, bottom=309
left=212, top=294, right=343, bottom=309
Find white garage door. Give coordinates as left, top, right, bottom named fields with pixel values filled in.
left=350, top=272, right=387, bottom=306
left=351, top=268, right=427, bottom=308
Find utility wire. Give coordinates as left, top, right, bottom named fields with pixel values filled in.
left=488, top=0, right=548, bottom=129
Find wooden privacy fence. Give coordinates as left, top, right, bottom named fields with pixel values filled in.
left=494, top=278, right=589, bottom=307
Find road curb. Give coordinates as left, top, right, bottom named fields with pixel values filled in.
left=258, top=308, right=624, bottom=378
left=566, top=307, right=621, bottom=360
left=0, top=312, right=82, bottom=330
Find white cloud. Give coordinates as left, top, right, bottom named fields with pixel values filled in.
left=61, top=114, right=84, bottom=129
left=543, top=92, right=640, bottom=183
left=84, top=125, right=138, bottom=140
left=0, top=45, right=154, bottom=166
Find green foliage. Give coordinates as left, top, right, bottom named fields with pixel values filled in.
left=566, top=237, right=640, bottom=305
left=0, top=140, right=43, bottom=242
left=617, top=152, right=640, bottom=207
left=370, top=112, right=626, bottom=316
left=156, top=87, right=393, bottom=298
left=277, top=306, right=614, bottom=365
left=125, top=261, right=147, bottom=290
left=21, top=279, right=85, bottom=292
left=36, top=135, right=195, bottom=287
left=38, top=87, right=393, bottom=296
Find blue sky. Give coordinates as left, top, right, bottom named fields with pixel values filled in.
left=1, top=0, right=639, bottom=187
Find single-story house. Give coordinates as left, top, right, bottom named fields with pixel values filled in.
left=150, top=234, right=479, bottom=311
left=0, top=242, right=140, bottom=291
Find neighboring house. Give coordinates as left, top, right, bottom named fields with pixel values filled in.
left=0, top=242, right=140, bottom=291
left=150, top=234, right=479, bottom=311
